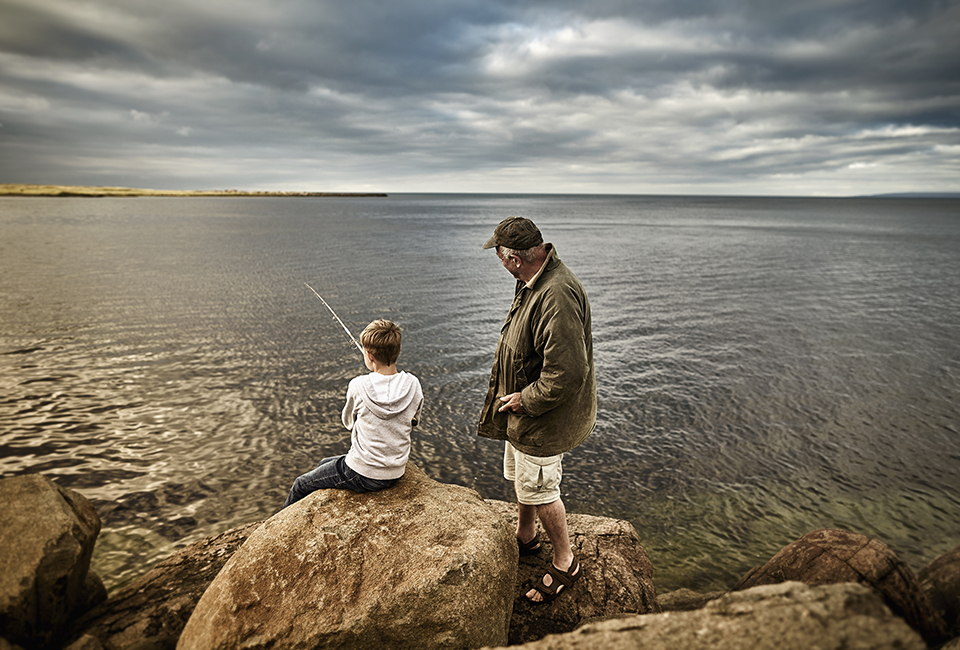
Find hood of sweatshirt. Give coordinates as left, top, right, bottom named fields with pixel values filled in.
left=358, top=371, right=421, bottom=420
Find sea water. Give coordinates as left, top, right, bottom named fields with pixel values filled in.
left=1, top=193, right=959, bottom=592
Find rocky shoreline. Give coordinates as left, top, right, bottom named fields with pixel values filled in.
left=0, top=184, right=386, bottom=197
left=2, top=469, right=958, bottom=650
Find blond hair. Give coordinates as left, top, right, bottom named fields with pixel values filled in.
left=360, top=319, right=402, bottom=365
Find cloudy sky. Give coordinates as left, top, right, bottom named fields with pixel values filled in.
left=1, top=0, right=958, bottom=195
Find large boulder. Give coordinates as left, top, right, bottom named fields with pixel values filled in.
left=0, top=475, right=104, bottom=649
left=734, top=528, right=947, bottom=645
left=69, top=521, right=265, bottom=650
left=72, top=492, right=663, bottom=650
left=484, top=500, right=660, bottom=645
left=483, top=581, right=926, bottom=650
left=919, top=542, right=960, bottom=639
left=177, top=463, right=516, bottom=650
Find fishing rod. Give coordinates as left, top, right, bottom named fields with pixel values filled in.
left=304, top=283, right=364, bottom=355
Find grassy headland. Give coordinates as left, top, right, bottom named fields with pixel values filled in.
left=0, top=184, right=387, bottom=197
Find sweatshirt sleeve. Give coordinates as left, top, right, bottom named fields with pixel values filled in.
left=341, top=378, right=360, bottom=430
left=412, top=380, right=424, bottom=427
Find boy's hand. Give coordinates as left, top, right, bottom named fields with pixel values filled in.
left=498, top=392, right=524, bottom=414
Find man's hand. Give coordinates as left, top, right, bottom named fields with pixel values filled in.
left=498, top=392, right=524, bottom=414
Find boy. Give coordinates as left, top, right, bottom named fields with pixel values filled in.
left=283, top=319, right=423, bottom=507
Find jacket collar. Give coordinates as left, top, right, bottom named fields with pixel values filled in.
left=521, top=243, right=556, bottom=290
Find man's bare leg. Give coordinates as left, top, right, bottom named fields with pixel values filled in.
left=524, top=497, right=578, bottom=602
left=517, top=500, right=538, bottom=545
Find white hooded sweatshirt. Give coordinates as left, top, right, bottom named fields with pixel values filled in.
left=342, top=370, right=423, bottom=480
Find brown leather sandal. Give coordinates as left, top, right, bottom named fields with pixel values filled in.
left=526, top=556, right=581, bottom=603
left=518, top=534, right=542, bottom=556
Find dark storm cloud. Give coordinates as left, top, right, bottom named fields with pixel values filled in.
left=0, top=0, right=957, bottom=194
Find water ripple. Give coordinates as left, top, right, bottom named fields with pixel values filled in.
left=2, top=195, right=959, bottom=592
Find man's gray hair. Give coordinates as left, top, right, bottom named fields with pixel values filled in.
left=500, top=243, right=544, bottom=263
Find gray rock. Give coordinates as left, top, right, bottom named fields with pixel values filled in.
left=734, top=527, right=947, bottom=645
left=484, top=500, right=660, bottom=645
left=483, top=581, right=926, bottom=650
left=0, top=475, right=103, bottom=649
left=80, top=571, right=108, bottom=616
left=656, top=587, right=725, bottom=612
left=919, top=542, right=960, bottom=639
left=177, top=463, right=516, bottom=650
left=63, top=634, right=105, bottom=650
left=939, top=637, right=960, bottom=650
left=69, top=521, right=264, bottom=650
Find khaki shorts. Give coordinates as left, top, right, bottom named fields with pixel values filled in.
left=503, top=442, right=563, bottom=506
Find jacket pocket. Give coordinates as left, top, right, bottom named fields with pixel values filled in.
left=507, top=413, right=543, bottom=448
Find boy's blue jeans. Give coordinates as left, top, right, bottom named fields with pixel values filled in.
left=283, top=455, right=399, bottom=508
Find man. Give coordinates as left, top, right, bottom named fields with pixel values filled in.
left=478, top=216, right=597, bottom=604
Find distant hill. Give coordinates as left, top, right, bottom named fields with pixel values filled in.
left=0, top=184, right=386, bottom=197
left=865, top=192, right=960, bottom=198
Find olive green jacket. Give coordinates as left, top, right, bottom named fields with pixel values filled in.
left=478, top=245, right=596, bottom=456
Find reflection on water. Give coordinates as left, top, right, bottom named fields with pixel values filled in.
left=2, top=194, right=959, bottom=592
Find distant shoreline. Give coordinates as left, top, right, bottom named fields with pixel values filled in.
left=4, top=185, right=956, bottom=199
left=0, top=184, right=387, bottom=198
